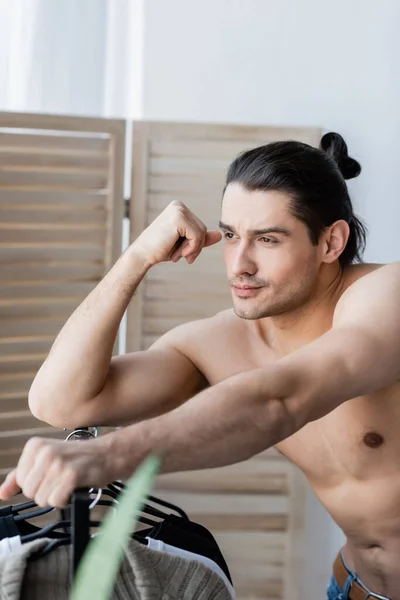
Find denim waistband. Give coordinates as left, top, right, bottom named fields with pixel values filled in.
left=335, top=550, right=392, bottom=600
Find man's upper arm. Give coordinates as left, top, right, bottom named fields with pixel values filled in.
left=74, top=323, right=208, bottom=428
left=278, top=263, right=400, bottom=425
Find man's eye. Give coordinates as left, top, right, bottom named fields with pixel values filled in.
left=223, top=232, right=234, bottom=240
left=260, top=237, right=276, bottom=244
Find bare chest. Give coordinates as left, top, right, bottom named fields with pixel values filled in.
left=195, top=340, right=400, bottom=484
left=277, top=383, right=400, bottom=484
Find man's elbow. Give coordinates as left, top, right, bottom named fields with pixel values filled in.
left=28, top=385, right=91, bottom=430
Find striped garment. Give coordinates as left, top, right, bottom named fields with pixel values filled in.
left=0, top=538, right=232, bottom=600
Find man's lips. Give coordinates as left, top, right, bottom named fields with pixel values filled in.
left=231, top=285, right=263, bottom=297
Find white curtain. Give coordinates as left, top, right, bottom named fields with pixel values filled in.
left=0, top=0, right=41, bottom=111
left=103, top=0, right=144, bottom=119
left=0, top=0, right=144, bottom=117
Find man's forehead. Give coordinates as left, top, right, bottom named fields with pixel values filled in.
left=221, top=191, right=291, bottom=229
left=222, top=184, right=291, bottom=211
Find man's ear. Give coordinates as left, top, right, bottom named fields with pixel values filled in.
left=321, top=220, right=350, bottom=264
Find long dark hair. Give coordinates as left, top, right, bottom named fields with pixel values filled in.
left=225, top=132, right=367, bottom=267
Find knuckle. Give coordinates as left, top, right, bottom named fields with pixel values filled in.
left=35, top=494, right=48, bottom=508
left=195, top=230, right=205, bottom=244
left=22, top=482, right=35, bottom=499
left=169, top=200, right=185, bottom=211
left=15, top=468, right=23, bottom=488
left=26, top=436, right=45, bottom=452
left=191, top=238, right=202, bottom=250
left=51, top=457, right=64, bottom=474
left=64, top=466, right=78, bottom=488
left=39, top=445, right=55, bottom=462
left=49, top=492, right=68, bottom=509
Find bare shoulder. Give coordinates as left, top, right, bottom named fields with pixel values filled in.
left=340, top=261, right=399, bottom=300
left=342, top=262, right=386, bottom=288
left=152, top=308, right=245, bottom=359
left=335, top=261, right=400, bottom=323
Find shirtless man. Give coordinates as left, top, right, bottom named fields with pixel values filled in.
left=1, top=132, right=399, bottom=599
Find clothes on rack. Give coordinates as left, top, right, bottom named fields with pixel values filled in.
left=145, top=538, right=235, bottom=600
left=0, top=537, right=233, bottom=600
left=0, top=536, right=21, bottom=560
left=0, top=507, right=64, bottom=542
left=138, top=514, right=232, bottom=584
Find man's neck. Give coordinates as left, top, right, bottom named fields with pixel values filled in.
left=257, top=264, right=346, bottom=356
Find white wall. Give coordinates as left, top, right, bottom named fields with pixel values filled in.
left=0, top=0, right=145, bottom=119
left=143, top=0, right=400, bottom=265
left=0, top=0, right=109, bottom=115
left=142, top=0, right=399, bottom=596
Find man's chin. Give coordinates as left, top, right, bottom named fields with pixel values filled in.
left=233, top=302, right=265, bottom=320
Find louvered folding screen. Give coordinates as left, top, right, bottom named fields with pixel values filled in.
left=127, top=121, right=321, bottom=600
left=0, top=111, right=125, bottom=485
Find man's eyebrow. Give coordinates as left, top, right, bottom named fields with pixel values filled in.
left=218, top=221, right=291, bottom=236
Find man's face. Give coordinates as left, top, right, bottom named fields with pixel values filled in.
left=221, top=183, right=320, bottom=320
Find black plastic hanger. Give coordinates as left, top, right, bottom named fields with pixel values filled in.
left=109, top=481, right=188, bottom=519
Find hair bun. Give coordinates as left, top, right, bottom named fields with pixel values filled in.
left=320, top=132, right=361, bottom=180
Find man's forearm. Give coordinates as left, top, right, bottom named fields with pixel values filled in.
left=109, top=366, right=297, bottom=477
left=29, top=244, right=151, bottom=423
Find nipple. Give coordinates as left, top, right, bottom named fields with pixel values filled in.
left=363, top=432, right=384, bottom=448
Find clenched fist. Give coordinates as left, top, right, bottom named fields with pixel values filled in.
left=0, top=436, right=116, bottom=508
left=134, top=201, right=221, bottom=267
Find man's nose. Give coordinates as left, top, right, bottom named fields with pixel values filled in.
left=231, top=244, right=257, bottom=277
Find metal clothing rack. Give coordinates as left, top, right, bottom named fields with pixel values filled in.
left=65, top=427, right=188, bottom=580
left=66, top=426, right=98, bottom=578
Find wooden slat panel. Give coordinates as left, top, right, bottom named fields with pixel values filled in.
left=194, top=514, right=289, bottom=533
left=0, top=394, right=30, bottom=416
left=283, top=468, right=308, bottom=600
left=0, top=282, right=95, bottom=300
left=215, top=532, right=286, bottom=562
left=0, top=207, right=107, bottom=226
left=0, top=149, right=109, bottom=170
left=0, top=169, right=108, bottom=189
left=0, top=111, right=125, bottom=135
left=0, top=317, right=67, bottom=338
left=151, top=492, right=289, bottom=515
left=150, top=140, right=251, bottom=160
left=0, top=426, right=63, bottom=452
left=229, top=563, right=284, bottom=585
left=0, top=245, right=104, bottom=264
left=149, top=133, right=319, bottom=156
left=147, top=191, right=221, bottom=212
left=0, top=410, right=43, bottom=432
left=0, top=298, right=88, bottom=319
left=0, top=190, right=107, bottom=208
left=143, top=298, right=228, bottom=321
left=0, top=262, right=104, bottom=281
left=148, top=174, right=224, bottom=195
left=150, top=155, right=229, bottom=175
left=141, top=121, right=319, bottom=144
left=0, top=113, right=125, bottom=474
left=145, top=280, right=229, bottom=302
left=0, top=354, right=46, bottom=375
left=148, top=257, right=226, bottom=277
left=235, top=582, right=282, bottom=600
left=0, top=132, right=110, bottom=154
left=0, top=226, right=106, bottom=245
left=156, top=460, right=291, bottom=494
left=0, top=372, right=36, bottom=395
left=0, top=337, right=53, bottom=356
